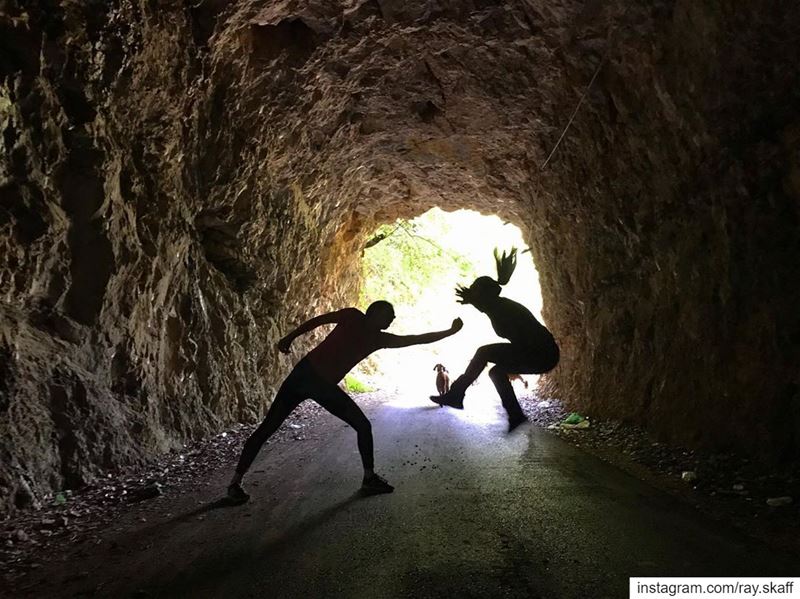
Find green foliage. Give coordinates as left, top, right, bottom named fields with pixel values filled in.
left=359, top=213, right=475, bottom=311
left=343, top=374, right=373, bottom=393
left=355, top=207, right=542, bottom=382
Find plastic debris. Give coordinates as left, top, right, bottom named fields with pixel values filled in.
left=681, top=471, right=698, bottom=482
left=560, top=412, right=589, bottom=429
left=54, top=492, right=67, bottom=505
left=560, top=420, right=590, bottom=429
left=766, top=496, right=793, bottom=507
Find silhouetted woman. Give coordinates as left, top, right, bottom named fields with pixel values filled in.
left=430, top=248, right=559, bottom=432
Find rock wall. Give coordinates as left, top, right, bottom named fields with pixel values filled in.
left=534, top=1, right=800, bottom=461
left=1, top=0, right=798, bottom=513
left=0, top=1, right=343, bottom=512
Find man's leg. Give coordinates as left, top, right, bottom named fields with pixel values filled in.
left=228, top=379, right=303, bottom=501
left=310, top=384, right=393, bottom=495
left=311, top=385, right=374, bottom=471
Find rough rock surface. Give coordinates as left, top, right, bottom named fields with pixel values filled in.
left=1, top=0, right=799, bottom=513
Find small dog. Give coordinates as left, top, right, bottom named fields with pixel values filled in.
left=434, top=364, right=450, bottom=395
left=508, top=374, right=528, bottom=389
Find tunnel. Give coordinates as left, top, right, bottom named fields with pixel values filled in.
left=1, top=0, right=799, bottom=594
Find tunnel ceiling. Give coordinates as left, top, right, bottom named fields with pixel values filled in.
left=1, top=0, right=799, bottom=512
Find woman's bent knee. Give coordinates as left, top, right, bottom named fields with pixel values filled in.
left=475, top=345, right=492, bottom=359
left=488, top=365, right=508, bottom=379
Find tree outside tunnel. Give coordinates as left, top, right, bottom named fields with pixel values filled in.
left=353, top=208, right=545, bottom=397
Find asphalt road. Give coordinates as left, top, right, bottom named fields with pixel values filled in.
left=16, top=389, right=796, bottom=598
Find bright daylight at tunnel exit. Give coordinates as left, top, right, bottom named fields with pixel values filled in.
left=352, top=208, right=545, bottom=399
left=1, top=1, right=799, bottom=598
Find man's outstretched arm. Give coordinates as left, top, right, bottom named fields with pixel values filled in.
left=277, top=308, right=355, bottom=353
left=381, top=318, right=463, bottom=349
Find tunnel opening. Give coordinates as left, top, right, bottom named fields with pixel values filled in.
left=1, top=0, right=799, bottom=531
left=351, top=207, right=546, bottom=400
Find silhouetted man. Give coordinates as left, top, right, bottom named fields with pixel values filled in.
left=228, top=301, right=463, bottom=503
left=431, top=249, right=559, bottom=432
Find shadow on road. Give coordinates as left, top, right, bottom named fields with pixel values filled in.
left=139, top=491, right=368, bottom=597
left=260, top=491, right=363, bottom=555
left=125, top=495, right=249, bottom=544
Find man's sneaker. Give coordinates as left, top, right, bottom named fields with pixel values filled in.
left=360, top=473, right=394, bottom=496
left=227, top=483, right=250, bottom=504
left=507, top=412, right=528, bottom=433
left=429, top=390, right=464, bottom=409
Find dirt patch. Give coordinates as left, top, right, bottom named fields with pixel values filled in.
left=519, top=391, right=800, bottom=558
left=0, top=400, right=326, bottom=590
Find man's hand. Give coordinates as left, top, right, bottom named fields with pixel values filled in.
left=450, top=317, right=464, bottom=333
left=277, top=336, right=293, bottom=354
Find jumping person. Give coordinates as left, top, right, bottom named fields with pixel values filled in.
left=430, top=248, right=559, bottom=432
left=227, top=301, right=463, bottom=503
